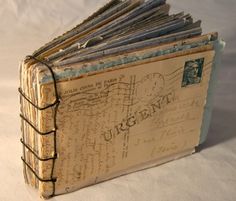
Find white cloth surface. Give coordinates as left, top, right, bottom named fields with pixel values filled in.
left=0, top=0, right=235, bottom=200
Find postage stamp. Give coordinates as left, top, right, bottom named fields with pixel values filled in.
left=182, top=58, right=204, bottom=87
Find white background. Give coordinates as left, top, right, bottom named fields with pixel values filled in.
left=0, top=0, right=235, bottom=200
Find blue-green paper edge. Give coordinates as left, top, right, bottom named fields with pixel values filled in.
left=199, top=39, right=225, bottom=144
left=41, top=40, right=212, bottom=84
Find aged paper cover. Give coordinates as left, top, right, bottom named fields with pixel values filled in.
left=31, top=49, right=215, bottom=197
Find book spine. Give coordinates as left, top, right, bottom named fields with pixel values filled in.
left=19, top=60, right=38, bottom=187
left=19, top=56, right=60, bottom=198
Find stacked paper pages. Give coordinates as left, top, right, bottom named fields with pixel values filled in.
left=19, top=0, right=225, bottom=198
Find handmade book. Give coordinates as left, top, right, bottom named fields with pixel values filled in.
left=19, top=0, right=225, bottom=198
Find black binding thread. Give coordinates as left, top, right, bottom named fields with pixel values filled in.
left=20, top=138, right=57, bottom=161
left=18, top=88, right=59, bottom=110
left=21, top=157, right=57, bottom=182
left=20, top=114, right=56, bottom=135
left=19, top=55, right=60, bottom=197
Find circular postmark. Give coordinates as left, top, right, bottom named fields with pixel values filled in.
left=136, top=73, right=165, bottom=103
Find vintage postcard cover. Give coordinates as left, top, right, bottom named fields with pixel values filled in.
left=30, top=49, right=216, bottom=197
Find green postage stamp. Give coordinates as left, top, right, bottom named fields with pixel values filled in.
left=182, top=58, right=204, bottom=87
